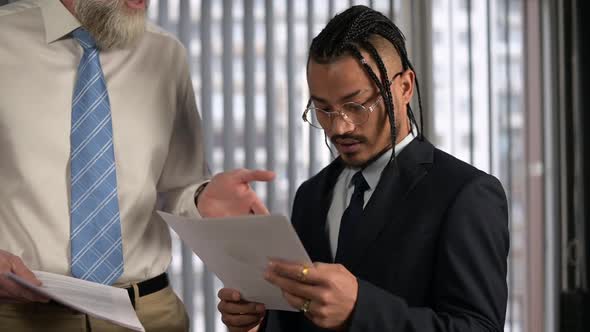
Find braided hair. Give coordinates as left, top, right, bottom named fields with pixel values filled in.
left=308, top=5, right=425, bottom=161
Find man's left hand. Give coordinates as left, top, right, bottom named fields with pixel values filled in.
left=197, top=168, right=275, bottom=217
left=264, top=260, right=358, bottom=331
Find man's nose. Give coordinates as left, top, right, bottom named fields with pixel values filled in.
left=329, top=113, right=355, bottom=135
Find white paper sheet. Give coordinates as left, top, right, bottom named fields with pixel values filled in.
left=5, top=271, right=144, bottom=331
left=158, top=211, right=312, bottom=311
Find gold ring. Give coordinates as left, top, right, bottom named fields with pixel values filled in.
left=298, top=266, right=309, bottom=282
left=300, top=299, right=311, bottom=313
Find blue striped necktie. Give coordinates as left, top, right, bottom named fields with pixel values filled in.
left=69, top=28, right=124, bottom=285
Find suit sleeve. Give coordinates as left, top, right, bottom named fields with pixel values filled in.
left=348, top=174, right=509, bottom=332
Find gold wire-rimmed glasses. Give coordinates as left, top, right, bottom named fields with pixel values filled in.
left=302, top=95, right=382, bottom=129
left=302, top=71, right=404, bottom=129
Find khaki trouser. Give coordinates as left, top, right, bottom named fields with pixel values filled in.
left=0, top=285, right=189, bottom=332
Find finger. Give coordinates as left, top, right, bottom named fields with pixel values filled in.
left=281, top=290, right=308, bottom=311
left=3, top=279, right=46, bottom=302
left=8, top=260, right=49, bottom=302
left=0, top=288, right=27, bottom=303
left=238, top=169, right=276, bottom=184
left=218, top=288, right=241, bottom=301
left=0, top=297, right=27, bottom=304
left=222, top=313, right=264, bottom=329
left=0, top=276, right=43, bottom=302
left=219, top=300, right=265, bottom=315
left=267, top=260, right=323, bottom=285
left=250, top=195, right=270, bottom=215
left=9, top=257, right=41, bottom=287
left=264, top=269, right=318, bottom=301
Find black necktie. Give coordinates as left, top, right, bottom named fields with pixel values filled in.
left=335, top=171, right=370, bottom=263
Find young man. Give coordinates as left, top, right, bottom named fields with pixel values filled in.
left=218, top=5, right=509, bottom=332
left=0, top=0, right=273, bottom=330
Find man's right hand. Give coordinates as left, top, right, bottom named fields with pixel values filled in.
left=218, top=288, right=266, bottom=332
left=0, top=249, right=48, bottom=303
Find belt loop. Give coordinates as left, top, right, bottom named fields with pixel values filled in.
left=132, top=283, right=140, bottom=309
left=127, top=287, right=135, bottom=309
left=85, top=313, right=92, bottom=331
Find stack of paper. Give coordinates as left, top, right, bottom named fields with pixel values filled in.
left=159, top=211, right=311, bottom=311
left=6, top=271, right=144, bottom=331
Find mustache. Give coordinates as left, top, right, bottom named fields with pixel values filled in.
left=330, top=134, right=367, bottom=144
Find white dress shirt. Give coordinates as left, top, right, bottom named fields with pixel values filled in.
left=326, top=133, right=415, bottom=259
left=0, top=0, right=207, bottom=285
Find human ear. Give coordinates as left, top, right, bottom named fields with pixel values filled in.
left=399, top=69, right=415, bottom=105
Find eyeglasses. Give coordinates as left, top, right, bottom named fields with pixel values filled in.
left=302, top=71, right=404, bottom=130
left=302, top=95, right=382, bottom=129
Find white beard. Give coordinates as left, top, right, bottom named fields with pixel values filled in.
left=75, top=0, right=148, bottom=50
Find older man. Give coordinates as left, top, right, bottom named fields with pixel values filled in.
left=0, top=0, right=273, bottom=330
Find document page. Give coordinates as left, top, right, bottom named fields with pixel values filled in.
left=159, top=211, right=311, bottom=311
left=5, top=271, right=144, bottom=331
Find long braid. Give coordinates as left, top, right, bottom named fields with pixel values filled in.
left=359, top=40, right=397, bottom=157
left=413, top=72, right=425, bottom=139
left=344, top=45, right=385, bottom=93
left=344, top=44, right=395, bottom=148
left=372, top=25, right=424, bottom=139
left=309, top=4, right=426, bottom=153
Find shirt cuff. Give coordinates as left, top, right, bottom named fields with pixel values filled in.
left=192, top=180, right=211, bottom=218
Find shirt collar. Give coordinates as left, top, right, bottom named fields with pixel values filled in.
left=40, top=0, right=81, bottom=44
left=347, top=131, right=416, bottom=191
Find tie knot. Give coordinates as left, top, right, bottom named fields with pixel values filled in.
left=72, top=28, right=97, bottom=50
left=351, top=171, right=369, bottom=193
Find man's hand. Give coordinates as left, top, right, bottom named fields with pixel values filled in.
left=264, top=260, right=358, bottom=331
left=197, top=169, right=275, bottom=218
left=0, top=249, right=49, bottom=303
left=217, top=288, right=266, bottom=332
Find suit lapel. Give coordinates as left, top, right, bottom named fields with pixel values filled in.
left=339, top=138, right=434, bottom=270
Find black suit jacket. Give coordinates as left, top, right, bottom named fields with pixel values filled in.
left=260, top=138, right=509, bottom=332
